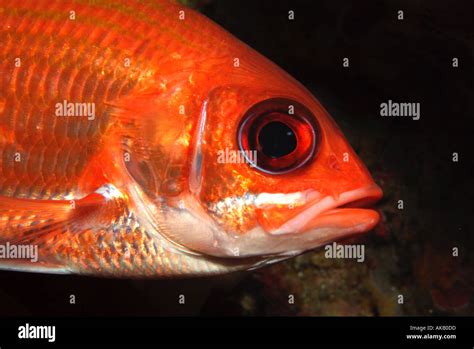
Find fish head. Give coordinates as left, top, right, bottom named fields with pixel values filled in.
left=123, top=26, right=382, bottom=264
left=148, top=49, right=383, bottom=262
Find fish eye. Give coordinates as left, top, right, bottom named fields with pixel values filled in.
left=238, top=98, right=318, bottom=174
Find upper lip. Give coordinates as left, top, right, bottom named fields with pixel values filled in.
left=271, top=184, right=383, bottom=235
left=331, top=184, right=383, bottom=209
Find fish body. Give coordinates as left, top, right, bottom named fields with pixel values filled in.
left=0, top=0, right=382, bottom=277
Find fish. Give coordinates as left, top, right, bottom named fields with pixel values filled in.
left=0, top=0, right=382, bottom=277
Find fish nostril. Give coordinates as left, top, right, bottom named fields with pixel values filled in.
left=326, top=154, right=341, bottom=171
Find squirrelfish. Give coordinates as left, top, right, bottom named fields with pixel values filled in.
left=0, top=0, right=382, bottom=277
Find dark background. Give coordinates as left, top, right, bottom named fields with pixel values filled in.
left=0, top=0, right=472, bottom=316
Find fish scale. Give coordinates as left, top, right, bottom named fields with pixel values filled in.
left=0, top=17, right=146, bottom=199
left=0, top=0, right=256, bottom=273
left=0, top=0, right=222, bottom=275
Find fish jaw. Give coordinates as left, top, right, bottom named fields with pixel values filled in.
left=202, top=184, right=384, bottom=258
left=131, top=182, right=383, bottom=260
left=270, top=184, right=383, bottom=236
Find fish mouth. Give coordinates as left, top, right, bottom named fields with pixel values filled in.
left=272, top=184, right=383, bottom=236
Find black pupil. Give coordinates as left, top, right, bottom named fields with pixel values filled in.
left=258, top=121, right=297, bottom=158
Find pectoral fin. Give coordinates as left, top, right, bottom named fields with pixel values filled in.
left=0, top=184, right=127, bottom=273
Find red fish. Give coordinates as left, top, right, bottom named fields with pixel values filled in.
left=0, top=0, right=382, bottom=277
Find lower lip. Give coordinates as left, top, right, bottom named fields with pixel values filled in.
left=313, top=207, right=380, bottom=233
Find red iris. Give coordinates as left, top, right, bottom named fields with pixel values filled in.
left=238, top=98, right=319, bottom=174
